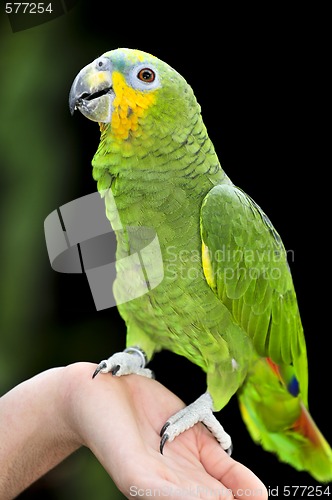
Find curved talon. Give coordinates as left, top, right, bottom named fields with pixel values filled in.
left=92, top=361, right=107, bottom=379
left=160, top=421, right=170, bottom=437
left=160, top=433, right=169, bottom=454
left=111, top=364, right=120, bottom=376
left=226, top=443, right=233, bottom=456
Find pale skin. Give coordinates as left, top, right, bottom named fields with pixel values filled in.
left=0, top=362, right=268, bottom=500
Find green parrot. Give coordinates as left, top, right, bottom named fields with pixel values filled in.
left=69, top=48, right=332, bottom=482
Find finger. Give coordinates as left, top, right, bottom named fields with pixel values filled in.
left=199, top=437, right=268, bottom=500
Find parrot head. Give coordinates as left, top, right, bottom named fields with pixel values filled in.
left=69, top=48, right=198, bottom=142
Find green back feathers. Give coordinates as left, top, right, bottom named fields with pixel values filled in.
left=200, top=183, right=332, bottom=480
left=200, top=183, right=308, bottom=402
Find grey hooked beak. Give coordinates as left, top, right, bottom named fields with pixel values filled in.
left=69, top=61, right=114, bottom=123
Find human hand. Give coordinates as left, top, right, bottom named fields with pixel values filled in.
left=65, top=362, right=268, bottom=499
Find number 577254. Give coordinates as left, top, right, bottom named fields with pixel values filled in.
left=5, top=3, right=53, bottom=14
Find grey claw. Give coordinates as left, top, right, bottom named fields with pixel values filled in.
left=160, top=421, right=170, bottom=437
left=226, top=443, right=233, bottom=456
left=111, top=364, right=120, bottom=376
left=92, top=361, right=107, bottom=379
left=159, top=421, right=171, bottom=454
left=160, top=433, right=169, bottom=454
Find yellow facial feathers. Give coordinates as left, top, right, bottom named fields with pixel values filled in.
left=111, top=71, right=156, bottom=140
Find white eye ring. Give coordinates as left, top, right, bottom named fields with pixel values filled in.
left=128, top=64, right=160, bottom=91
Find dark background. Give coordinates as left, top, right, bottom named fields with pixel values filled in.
left=0, top=2, right=329, bottom=498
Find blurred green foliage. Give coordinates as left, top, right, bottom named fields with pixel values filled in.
left=0, top=8, right=125, bottom=499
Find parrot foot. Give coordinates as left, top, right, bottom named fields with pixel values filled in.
left=160, top=392, right=232, bottom=455
left=92, top=346, right=153, bottom=379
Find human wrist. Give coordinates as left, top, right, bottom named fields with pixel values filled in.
left=59, top=362, right=99, bottom=448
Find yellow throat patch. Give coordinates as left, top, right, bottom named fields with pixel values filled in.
left=110, top=71, right=156, bottom=140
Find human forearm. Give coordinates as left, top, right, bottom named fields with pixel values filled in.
left=0, top=366, right=81, bottom=499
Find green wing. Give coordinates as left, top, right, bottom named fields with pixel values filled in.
left=200, top=183, right=308, bottom=403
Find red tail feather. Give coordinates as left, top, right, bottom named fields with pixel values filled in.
left=294, top=403, right=326, bottom=447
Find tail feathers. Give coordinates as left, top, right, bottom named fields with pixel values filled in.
left=238, top=358, right=332, bottom=483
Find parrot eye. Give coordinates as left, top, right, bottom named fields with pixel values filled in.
left=129, top=64, right=160, bottom=91
left=137, top=68, right=156, bottom=83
